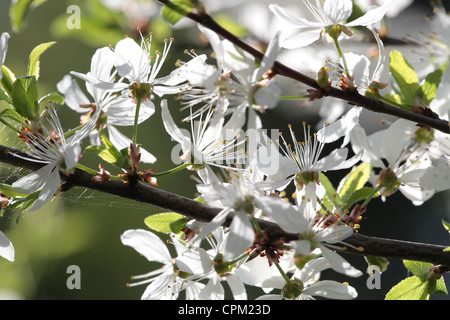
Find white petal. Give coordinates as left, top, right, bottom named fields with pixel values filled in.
left=224, top=210, right=255, bottom=261
left=324, top=0, right=353, bottom=24
left=269, top=4, right=322, bottom=28
left=106, top=97, right=155, bottom=126
left=346, top=0, right=392, bottom=27
left=70, top=71, right=128, bottom=91
left=312, top=148, right=362, bottom=172
left=0, top=231, right=14, bottom=262
left=399, top=185, right=435, bottom=206
left=350, top=124, right=385, bottom=168
left=298, top=257, right=330, bottom=283
left=0, top=32, right=10, bottom=80
left=316, top=224, right=354, bottom=244
left=278, top=27, right=323, bottom=49
left=254, top=196, right=308, bottom=234
left=160, top=99, right=191, bottom=152
left=141, top=269, right=178, bottom=300
left=380, top=119, right=416, bottom=166
left=320, top=245, right=363, bottom=277
left=120, top=229, right=172, bottom=264
left=252, top=31, right=280, bottom=82
left=90, top=47, right=115, bottom=81
left=64, top=142, right=81, bottom=170
left=317, top=107, right=362, bottom=143
left=114, top=37, right=150, bottom=82
left=198, top=276, right=224, bottom=300
left=56, top=75, right=91, bottom=113
left=290, top=240, right=312, bottom=256
left=107, top=124, right=157, bottom=163
left=303, top=280, right=358, bottom=299
left=420, top=163, right=450, bottom=192
left=226, top=275, right=247, bottom=300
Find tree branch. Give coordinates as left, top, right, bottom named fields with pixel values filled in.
left=2, top=144, right=450, bottom=266
left=158, top=1, right=450, bottom=134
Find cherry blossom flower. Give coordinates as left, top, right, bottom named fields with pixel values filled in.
left=255, top=196, right=362, bottom=278
left=12, top=106, right=101, bottom=211
left=269, top=0, right=392, bottom=49
left=180, top=25, right=281, bottom=130
left=175, top=228, right=247, bottom=300
left=256, top=257, right=358, bottom=300
left=121, top=229, right=204, bottom=300
left=58, top=47, right=156, bottom=163
left=161, top=99, right=245, bottom=170
left=258, top=122, right=362, bottom=205
left=349, top=119, right=435, bottom=205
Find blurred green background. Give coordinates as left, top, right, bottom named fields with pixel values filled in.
left=0, top=0, right=448, bottom=300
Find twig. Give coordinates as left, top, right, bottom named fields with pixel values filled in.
left=2, top=144, right=450, bottom=266
left=157, top=1, right=450, bottom=134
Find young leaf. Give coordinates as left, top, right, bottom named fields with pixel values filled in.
left=385, top=276, right=429, bottom=300
left=38, top=92, right=65, bottom=106
left=27, top=41, right=57, bottom=80
left=320, top=172, right=343, bottom=209
left=389, top=50, right=420, bottom=106
left=9, top=0, right=47, bottom=32
left=85, top=131, right=128, bottom=168
left=403, top=260, right=434, bottom=280
left=1, top=65, right=17, bottom=97
left=419, top=62, right=448, bottom=106
left=442, top=219, right=450, bottom=233
left=11, top=76, right=40, bottom=120
left=338, top=163, right=372, bottom=204
left=145, top=212, right=187, bottom=234
left=345, top=187, right=379, bottom=208
left=162, top=0, right=195, bottom=25
left=0, top=86, right=11, bottom=104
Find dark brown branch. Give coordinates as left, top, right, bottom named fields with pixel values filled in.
left=2, top=144, right=450, bottom=266
left=157, top=0, right=450, bottom=134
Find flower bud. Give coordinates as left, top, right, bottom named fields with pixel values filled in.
left=316, top=67, right=331, bottom=90
left=281, top=278, right=304, bottom=299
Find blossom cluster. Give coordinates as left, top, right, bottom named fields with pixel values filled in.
left=0, top=0, right=449, bottom=300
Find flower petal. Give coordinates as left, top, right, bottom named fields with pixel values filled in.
left=224, top=210, right=255, bottom=261
left=303, top=280, right=358, bottom=299
left=120, top=229, right=172, bottom=264
left=0, top=231, right=14, bottom=262
left=346, top=0, right=392, bottom=27
left=254, top=195, right=308, bottom=234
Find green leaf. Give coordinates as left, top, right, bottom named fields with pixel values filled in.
left=27, top=41, right=57, bottom=80
left=428, top=277, right=448, bottom=296
left=319, top=172, right=342, bottom=208
left=85, top=131, right=128, bottom=168
left=162, top=0, right=196, bottom=25
left=145, top=212, right=187, bottom=234
left=442, top=219, right=450, bottom=233
left=403, top=260, right=434, bottom=280
left=385, top=276, right=430, bottom=300
left=345, top=187, right=379, bottom=208
left=38, top=92, right=65, bottom=106
left=419, top=63, right=447, bottom=107
left=11, top=76, right=40, bottom=120
left=1, top=65, right=17, bottom=97
left=389, top=50, right=420, bottom=106
left=0, top=108, right=27, bottom=126
left=0, top=86, right=11, bottom=104
left=338, top=163, right=372, bottom=205
left=9, top=0, right=47, bottom=32
left=0, top=183, right=29, bottom=198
